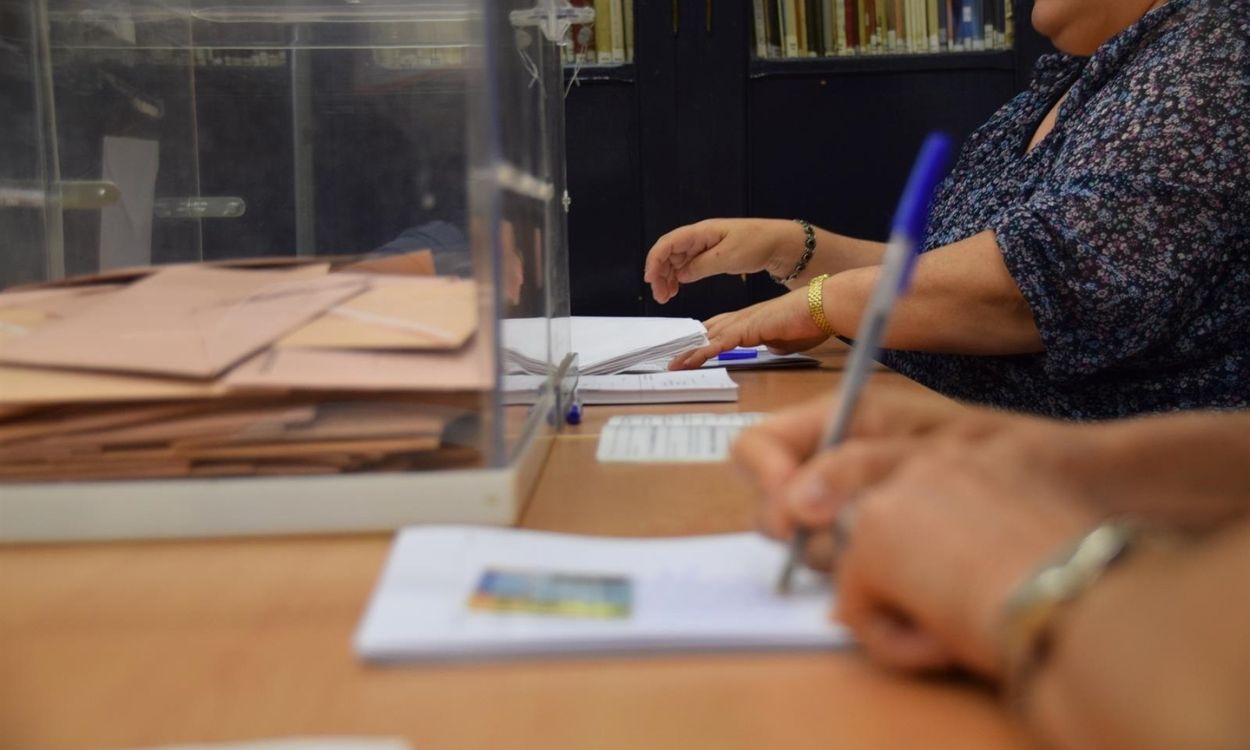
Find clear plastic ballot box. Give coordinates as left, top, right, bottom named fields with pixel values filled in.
left=0, top=0, right=592, bottom=540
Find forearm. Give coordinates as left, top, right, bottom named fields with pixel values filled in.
left=821, top=230, right=1043, bottom=354
left=1025, top=523, right=1250, bottom=750
left=1073, top=412, right=1250, bottom=530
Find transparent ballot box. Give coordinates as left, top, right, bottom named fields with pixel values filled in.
left=0, top=0, right=591, bottom=540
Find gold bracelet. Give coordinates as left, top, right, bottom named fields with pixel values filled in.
left=806, top=273, right=835, bottom=336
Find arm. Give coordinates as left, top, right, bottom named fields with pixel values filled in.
left=669, top=228, right=1043, bottom=368
left=643, top=218, right=885, bottom=304
left=1025, top=521, right=1250, bottom=750
left=823, top=230, right=1043, bottom=354
left=735, top=389, right=1250, bottom=555
left=1061, top=411, right=1250, bottom=531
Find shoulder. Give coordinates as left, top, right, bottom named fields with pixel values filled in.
left=1133, top=0, right=1250, bottom=77
left=1066, top=1, right=1250, bottom=182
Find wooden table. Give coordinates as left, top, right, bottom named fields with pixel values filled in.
left=0, top=349, right=1029, bottom=750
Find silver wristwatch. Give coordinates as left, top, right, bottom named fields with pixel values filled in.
left=999, top=519, right=1138, bottom=709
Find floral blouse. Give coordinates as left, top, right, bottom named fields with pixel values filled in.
left=882, top=0, right=1250, bottom=419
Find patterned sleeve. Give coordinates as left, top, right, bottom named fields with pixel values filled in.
left=991, top=53, right=1249, bottom=382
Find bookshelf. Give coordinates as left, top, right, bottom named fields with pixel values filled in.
left=563, top=0, right=1052, bottom=319
left=752, top=1, right=1016, bottom=59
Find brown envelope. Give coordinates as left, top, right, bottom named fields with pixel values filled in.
left=0, top=363, right=222, bottom=406
left=337, top=250, right=436, bottom=277
left=0, top=285, right=121, bottom=317
left=0, top=265, right=366, bottom=378
left=226, top=331, right=492, bottom=392
left=276, top=277, right=477, bottom=351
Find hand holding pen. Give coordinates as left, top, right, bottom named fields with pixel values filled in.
left=775, top=133, right=954, bottom=594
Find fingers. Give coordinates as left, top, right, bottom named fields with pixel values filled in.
left=731, top=394, right=836, bottom=500
left=834, top=513, right=957, bottom=674
left=644, top=222, right=723, bottom=304
left=668, top=338, right=738, bottom=370
left=757, top=439, right=915, bottom=541
left=847, top=609, right=957, bottom=673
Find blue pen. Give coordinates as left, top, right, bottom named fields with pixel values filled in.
left=718, top=348, right=760, bottom=361
left=777, top=133, right=954, bottom=594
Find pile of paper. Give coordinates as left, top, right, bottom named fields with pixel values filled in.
left=0, top=253, right=490, bottom=482
left=503, top=316, right=708, bottom=376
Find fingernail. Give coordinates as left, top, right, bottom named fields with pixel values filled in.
left=786, top=476, right=836, bottom=514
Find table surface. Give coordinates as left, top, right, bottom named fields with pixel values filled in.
left=0, top=347, right=1029, bottom=750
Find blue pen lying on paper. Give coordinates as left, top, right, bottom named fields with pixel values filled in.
left=776, top=132, right=954, bottom=595
left=718, top=348, right=759, bottom=361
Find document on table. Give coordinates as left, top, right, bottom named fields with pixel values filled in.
left=596, top=413, right=766, bottom=463
left=354, top=526, right=847, bottom=661
left=503, top=369, right=738, bottom=406
left=626, top=346, right=821, bottom=372
left=503, top=316, right=708, bottom=376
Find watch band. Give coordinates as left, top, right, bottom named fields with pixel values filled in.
left=999, top=519, right=1138, bottom=710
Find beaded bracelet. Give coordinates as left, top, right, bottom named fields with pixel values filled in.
left=769, top=219, right=817, bottom=285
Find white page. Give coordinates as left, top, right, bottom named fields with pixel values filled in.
left=578, top=369, right=737, bottom=404
left=596, top=413, right=766, bottom=463
left=355, top=526, right=848, bottom=662
left=624, top=346, right=821, bottom=373
left=504, top=317, right=707, bottom=375
left=502, top=370, right=737, bottom=407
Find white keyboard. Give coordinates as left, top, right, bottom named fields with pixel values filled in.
left=595, top=413, right=767, bottom=463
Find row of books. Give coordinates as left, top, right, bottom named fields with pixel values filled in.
left=753, top=0, right=1014, bottom=58
left=561, top=0, right=635, bottom=66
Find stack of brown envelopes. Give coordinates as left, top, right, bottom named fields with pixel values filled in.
left=0, top=253, right=492, bottom=482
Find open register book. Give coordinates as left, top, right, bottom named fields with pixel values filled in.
left=354, top=526, right=850, bottom=661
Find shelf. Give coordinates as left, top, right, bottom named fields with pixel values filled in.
left=563, top=62, right=636, bottom=84
left=750, top=50, right=1015, bottom=78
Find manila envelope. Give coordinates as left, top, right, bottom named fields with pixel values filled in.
left=0, top=264, right=366, bottom=378
left=277, top=277, right=476, bottom=351
left=226, top=331, right=492, bottom=393
left=336, top=249, right=436, bottom=277
left=0, top=363, right=222, bottom=406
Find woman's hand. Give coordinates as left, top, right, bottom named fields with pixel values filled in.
left=644, top=219, right=802, bottom=304
left=667, top=288, right=829, bottom=369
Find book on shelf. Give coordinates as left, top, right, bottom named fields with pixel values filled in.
left=821, top=0, right=835, bottom=57
left=608, top=0, right=626, bottom=63
left=751, top=0, right=1010, bottom=58
left=927, top=0, right=940, bottom=51
left=753, top=0, right=769, bottom=58
left=782, top=0, right=800, bottom=56
left=622, top=0, right=634, bottom=62
left=593, top=0, right=612, bottom=63
left=765, top=0, right=783, bottom=57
